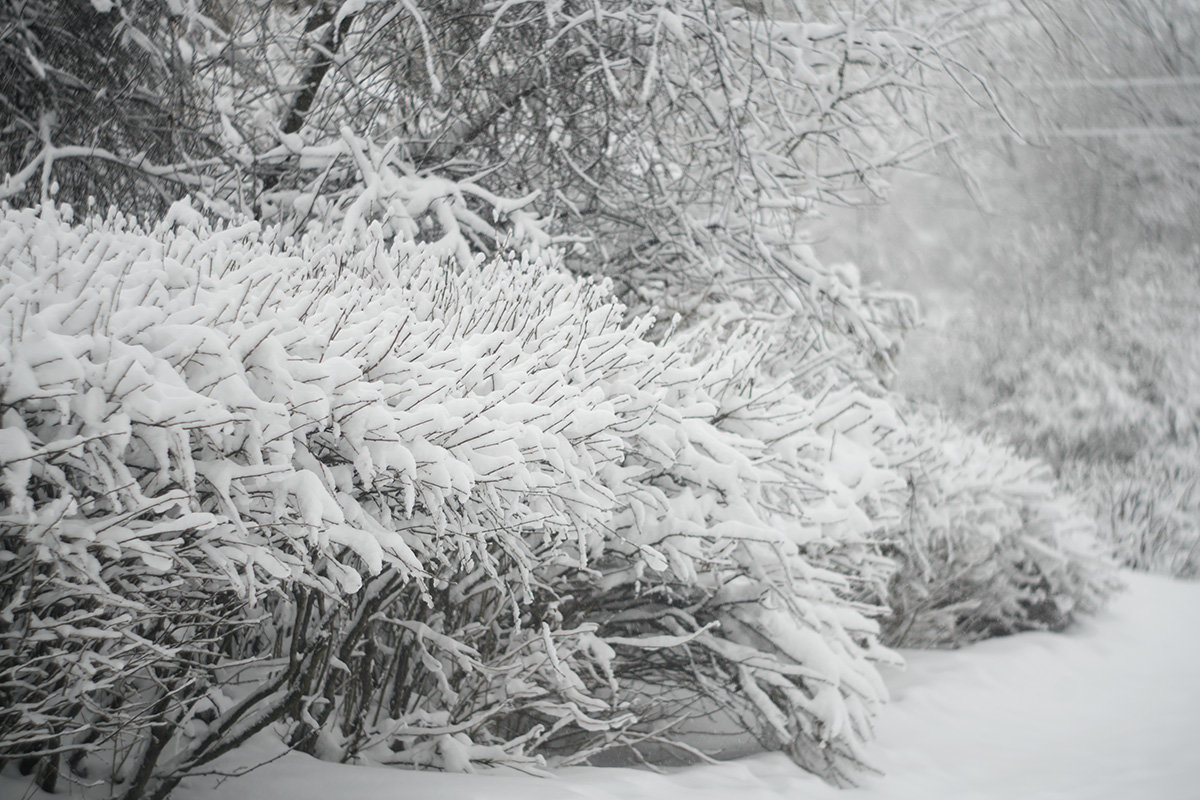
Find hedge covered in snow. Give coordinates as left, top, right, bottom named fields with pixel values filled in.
left=878, top=412, right=1120, bottom=648
left=0, top=203, right=909, bottom=795
left=0, top=204, right=1118, bottom=798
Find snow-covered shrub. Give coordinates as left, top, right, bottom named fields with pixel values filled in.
left=986, top=337, right=1200, bottom=581
left=549, top=314, right=908, bottom=782
left=279, top=239, right=911, bottom=785
left=878, top=412, right=1118, bottom=649
left=0, top=203, right=912, bottom=795
left=0, top=203, right=455, bottom=796
left=1076, top=449, right=1200, bottom=580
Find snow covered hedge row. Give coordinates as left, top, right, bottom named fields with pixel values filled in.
left=0, top=204, right=908, bottom=796
left=0, top=203, right=1121, bottom=797
left=878, top=412, right=1119, bottom=648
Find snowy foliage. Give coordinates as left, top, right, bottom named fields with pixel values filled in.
left=849, top=159, right=1200, bottom=584
left=985, top=346, right=1164, bottom=470
left=1069, top=448, right=1200, bottom=580
left=0, top=203, right=922, bottom=795
left=966, top=243, right=1200, bottom=581
left=877, top=412, right=1118, bottom=649
left=1, top=0, right=980, bottom=374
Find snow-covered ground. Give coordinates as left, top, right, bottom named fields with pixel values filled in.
left=5, top=571, right=1197, bottom=800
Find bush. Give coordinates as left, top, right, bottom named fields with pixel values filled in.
left=1074, top=449, right=1200, bottom=580
left=970, top=245, right=1200, bottom=580
left=877, top=411, right=1119, bottom=649
left=1, top=202, right=914, bottom=795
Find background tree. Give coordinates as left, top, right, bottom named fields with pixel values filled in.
left=0, top=0, right=220, bottom=216
left=816, top=0, right=1200, bottom=577
left=2, top=0, right=1001, bottom=365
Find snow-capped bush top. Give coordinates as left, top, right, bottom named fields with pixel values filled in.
left=0, top=201, right=661, bottom=598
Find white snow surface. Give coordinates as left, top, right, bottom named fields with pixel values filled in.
left=9, top=571, right=1193, bottom=800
